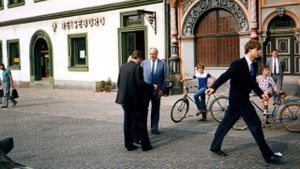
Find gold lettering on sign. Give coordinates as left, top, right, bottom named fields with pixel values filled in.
left=61, top=17, right=105, bottom=30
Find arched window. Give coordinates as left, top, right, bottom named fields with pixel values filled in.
left=195, top=9, right=240, bottom=67
left=268, top=15, right=295, bottom=30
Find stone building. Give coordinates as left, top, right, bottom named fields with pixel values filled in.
left=168, top=0, right=299, bottom=94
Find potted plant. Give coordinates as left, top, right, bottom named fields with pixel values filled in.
left=99, top=77, right=112, bottom=92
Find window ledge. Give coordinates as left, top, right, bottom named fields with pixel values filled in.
left=8, top=2, right=25, bottom=8
left=0, top=6, right=4, bottom=10
left=8, top=65, right=21, bottom=70
left=68, top=66, right=89, bottom=72
left=34, top=0, right=46, bottom=3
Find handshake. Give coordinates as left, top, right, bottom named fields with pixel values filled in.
left=153, top=84, right=164, bottom=97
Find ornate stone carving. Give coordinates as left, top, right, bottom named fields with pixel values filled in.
left=182, top=0, right=249, bottom=35
left=182, top=0, right=195, bottom=14
left=240, top=0, right=248, bottom=8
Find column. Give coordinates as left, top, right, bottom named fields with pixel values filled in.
left=250, top=0, right=258, bottom=38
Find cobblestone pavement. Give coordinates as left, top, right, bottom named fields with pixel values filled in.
left=0, top=88, right=299, bottom=169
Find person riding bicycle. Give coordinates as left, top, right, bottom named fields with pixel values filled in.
left=186, top=63, right=215, bottom=121
left=256, top=66, right=279, bottom=125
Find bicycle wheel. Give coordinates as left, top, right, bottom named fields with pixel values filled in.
left=171, top=98, right=189, bottom=123
left=209, top=95, right=229, bottom=122
left=279, top=102, right=300, bottom=133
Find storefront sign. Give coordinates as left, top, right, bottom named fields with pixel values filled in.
left=52, top=17, right=105, bottom=32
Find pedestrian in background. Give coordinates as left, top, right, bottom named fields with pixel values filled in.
left=0, top=63, right=17, bottom=108
left=266, top=49, right=286, bottom=90
left=141, top=47, right=168, bottom=135
left=206, top=40, right=283, bottom=163
left=115, top=50, right=153, bottom=151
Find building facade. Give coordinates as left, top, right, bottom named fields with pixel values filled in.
left=0, top=0, right=167, bottom=90
left=170, top=0, right=300, bottom=94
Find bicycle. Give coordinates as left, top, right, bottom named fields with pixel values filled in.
left=232, top=92, right=300, bottom=133
left=170, top=80, right=229, bottom=123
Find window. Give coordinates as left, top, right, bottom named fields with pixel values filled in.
left=0, top=41, right=2, bottom=63
left=68, top=34, right=88, bottom=71
left=121, top=11, right=144, bottom=27
left=269, top=15, right=295, bottom=29
left=195, top=9, right=239, bottom=67
left=0, top=0, right=3, bottom=10
left=8, top=0, right=25, bottom=8
left=7, top=39, right=21, bottom=69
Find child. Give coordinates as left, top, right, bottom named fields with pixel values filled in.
left=256, top=66, right=278, bottom=124
left=192, top=63, right=215, bottom=121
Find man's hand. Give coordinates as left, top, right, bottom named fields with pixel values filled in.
left=158, top=90, right=164, bottom=97
left=153, top=84, right=158, bottom=90
left=205, top=88, right=215, bottom=96
left=261, top=93, right=269, bottom=101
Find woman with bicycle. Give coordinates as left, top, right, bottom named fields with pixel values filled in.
left=188, top=63, right=215, bottom=121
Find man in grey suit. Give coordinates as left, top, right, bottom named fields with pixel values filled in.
left=141, top=47, right=168, bottom=135
left=266, top=49, right=286, bottom=90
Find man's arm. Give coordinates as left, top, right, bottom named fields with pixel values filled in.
left=8, top=73, right=14, bottom=89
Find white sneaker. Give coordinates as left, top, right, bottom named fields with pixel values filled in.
left=274, top=152, right=283, bottom=157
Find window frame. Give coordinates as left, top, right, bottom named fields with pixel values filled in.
left=6, top=39, right=21, bottom=70
left=120, top=11, right=144, bottom=28
left=8, top=0, right=25, bottom=8
left=68, top=33, right=89, bottom=72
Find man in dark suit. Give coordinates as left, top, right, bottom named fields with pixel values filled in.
left=141, top=47, right=168, bottom=135
left=206, top=40, right=283, bottom=163
left=266, top=49, right=286, bottom=90
left=115, top=50, right=153, bottom=151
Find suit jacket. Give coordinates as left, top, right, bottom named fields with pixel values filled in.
left=141, top=59, right=168, bottom=93
left=211, top=57, right=263, bottom=107
left=266, top=57, right=285, bottom=76
left=115, top=61, right=151, bottom=112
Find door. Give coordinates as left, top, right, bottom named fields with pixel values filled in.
left=121, top=31, right=145, bottom=64
left=34, top=38, right=49, bottom=80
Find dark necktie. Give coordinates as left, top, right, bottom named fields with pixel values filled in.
left=250, top=63, right=255, bottom=77
left=151, top=60, right=155, bottom=83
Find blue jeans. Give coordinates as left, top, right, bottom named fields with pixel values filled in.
left=2, top=82, right=16, bottom=107
left=194, top=87, right=206, bottom=110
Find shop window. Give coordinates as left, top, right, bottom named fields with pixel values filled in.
left=68, top=34, right=88, bottom=71
left=8, top=0, right=25, bottom=8
left=7, top=39, right=21, bottom=70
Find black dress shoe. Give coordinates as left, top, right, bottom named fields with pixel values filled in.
left=1, top=106, right=7, bottom=108
left=142, top=145, right=153, bottom=151
left=198, top=118, right=207, bottom=121
left=151, top=131, right=160, bottom=135
left=126, top=145, right=138, bottom=151
left=266, top=153, right=283, bottom=163
left=210, top=149, right=228, bottom=156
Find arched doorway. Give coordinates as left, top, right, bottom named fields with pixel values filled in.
left=30, top=30, right=54, bottom=84
left=264, top=15, right=299, bottom=75
left=195, top=9, right=240, bottom=67
left=33, top=38, right=49, bottom=80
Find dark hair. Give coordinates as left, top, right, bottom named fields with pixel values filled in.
left=260, top=66, right=269, bottom=73
left=196, top=63, right=205, bottom=69
left=131, top=50, right=143, bottom=59
left=271, top=49, right=278, bottom=52
left=244, top=40, right=261, bottom=54
left=0, top=63, right=5, bottom=67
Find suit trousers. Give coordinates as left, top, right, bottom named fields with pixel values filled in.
left=210, top=104, right=274, bottom=161
left=271, top=74, right=283, bottom=90
left=144, top=88, right=161, bottom=132
left=122, top=105, right=151, bottom=149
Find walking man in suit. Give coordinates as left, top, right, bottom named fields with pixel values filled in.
left=115, top=50, right=153, bottom=151
left=266, top=49, right=286, bottom=90
left=141, top=47, right=168, bottom=135
left=206, top=40, right=283, bottom=163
